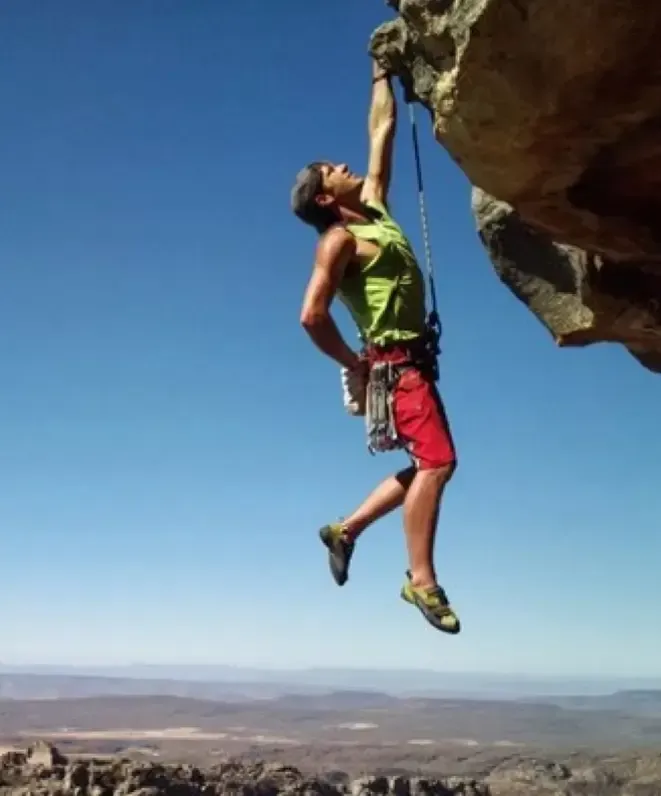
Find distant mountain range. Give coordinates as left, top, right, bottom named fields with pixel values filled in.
left=0, top=670, right=660, bottom=720
left=530, top=689, right=661, bottom=717
left=1, top=664, right=660, bottom=699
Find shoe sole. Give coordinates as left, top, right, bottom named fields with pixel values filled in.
left=319, top=527, right=350, bottom=587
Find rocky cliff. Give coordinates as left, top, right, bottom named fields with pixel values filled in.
left=2, top=743, right=660, bottom=796
left=370, top=0, right=661, bottom=372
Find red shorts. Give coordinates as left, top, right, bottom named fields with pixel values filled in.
left=366, top=343, right=457, bottom=470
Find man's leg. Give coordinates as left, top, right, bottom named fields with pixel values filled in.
left=393, top=367, right=461, bottom=633
left=343, top=466, right=415, bottom=540
left=320, top=466, right=415, bottom=586
left=402, top=463, right=454, bottom=589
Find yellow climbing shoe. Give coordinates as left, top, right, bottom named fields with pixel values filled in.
left=400, top=571, right=461, bottom=634
left=319, top=523, right=355, bottom=587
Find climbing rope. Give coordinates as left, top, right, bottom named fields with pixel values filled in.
left=407, top=101, right=442, bottom=368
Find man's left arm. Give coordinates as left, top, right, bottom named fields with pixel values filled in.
left=360, top=58, right=397, bottom=207
left=300, top=226, right=362, bottom=371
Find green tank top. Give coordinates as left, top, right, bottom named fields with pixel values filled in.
left=339, top=198, right=427, bottom=347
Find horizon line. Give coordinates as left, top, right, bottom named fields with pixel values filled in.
left=0, top=663, right=660, bottom=683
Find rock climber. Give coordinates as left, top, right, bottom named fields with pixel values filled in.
left=290, top=57, right=460, bottom=634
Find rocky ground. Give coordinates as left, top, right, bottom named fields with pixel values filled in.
left=2, top=742, right=660, bottom=796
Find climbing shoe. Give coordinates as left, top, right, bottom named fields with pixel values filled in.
left=319, top=523, right=355, bottom=586
left=400, top=571, right=461, bottom=634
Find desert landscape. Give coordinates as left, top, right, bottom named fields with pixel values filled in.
left=0, top=671, right=660, bottom=794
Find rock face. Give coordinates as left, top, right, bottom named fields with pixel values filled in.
left=471, top=189, right=661, bottom=369
left=1, top=746, right=660, bottom=796
left=370, top=0, right=661, bottom=370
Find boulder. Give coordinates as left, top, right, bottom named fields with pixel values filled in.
left=26, top=741, right=67, bottom=768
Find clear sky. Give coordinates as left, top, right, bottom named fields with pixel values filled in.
left=1, top=0, right=660, bottom=680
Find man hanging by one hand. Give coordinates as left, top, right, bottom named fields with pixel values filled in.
left=289, top=57, right=460, bottom=635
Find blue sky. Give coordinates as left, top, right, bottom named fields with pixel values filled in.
left=1, top=0, right=659, bottom=680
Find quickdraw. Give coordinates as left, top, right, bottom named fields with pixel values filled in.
left=365, top=361, right=401, bottom=455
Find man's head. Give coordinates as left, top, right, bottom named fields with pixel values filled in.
left=290, top=161, right=364, bottom=233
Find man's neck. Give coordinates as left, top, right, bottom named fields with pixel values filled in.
left=337, top=201, right=372, bottom=226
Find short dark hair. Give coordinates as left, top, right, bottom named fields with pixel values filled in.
left=290, top=162, right=339, bottom=234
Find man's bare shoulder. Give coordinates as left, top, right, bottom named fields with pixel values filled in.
left=314, top=225, right=356, bottom=268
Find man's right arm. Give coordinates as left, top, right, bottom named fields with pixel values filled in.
left=300, top=227, right=362, bottom=371
left=361, top=59, right=397, bottom=207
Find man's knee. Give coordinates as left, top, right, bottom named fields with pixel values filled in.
left=418, top=458, right=457, bottom=485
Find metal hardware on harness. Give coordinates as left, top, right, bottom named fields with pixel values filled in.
left=365, top=362, right=403, bottom=455
left=408, top=102, right=441, bottom=382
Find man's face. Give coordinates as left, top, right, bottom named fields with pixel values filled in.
left=315, top=162, right=363, bottom=209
